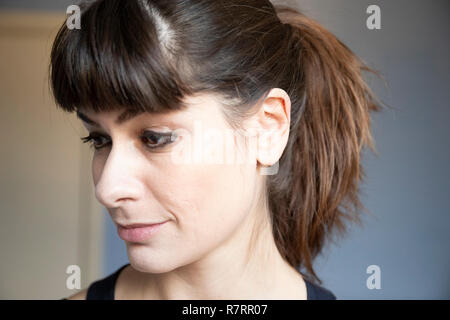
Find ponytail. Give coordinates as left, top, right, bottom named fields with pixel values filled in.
left=268, top=5, right=383, bottom=284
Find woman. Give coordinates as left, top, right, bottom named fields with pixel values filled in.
left=52, top=0, right=381, bottom=300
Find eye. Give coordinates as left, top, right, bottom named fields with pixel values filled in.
left=80, top=130, right=178, bottom=151
left=80, top=133, right=110, bottom=150
left=141, top=130, right=177, bottom=149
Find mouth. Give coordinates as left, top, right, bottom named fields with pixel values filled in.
left=117, top=221, right=167, bottom=229
left=116, top=221, right=168, bottom=242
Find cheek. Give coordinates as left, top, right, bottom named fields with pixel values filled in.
left=152, top=160, right=256, bottom=255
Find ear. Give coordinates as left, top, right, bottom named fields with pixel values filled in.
left=246, top=88, right=291, bottom=169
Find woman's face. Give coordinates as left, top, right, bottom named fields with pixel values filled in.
left=79, top=93, right=261, bottom=273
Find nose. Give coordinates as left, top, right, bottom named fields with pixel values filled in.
left=94, top=141, right=144, bottom=209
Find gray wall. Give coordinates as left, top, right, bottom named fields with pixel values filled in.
left=298, top=0, right=450, bottom=300
left=4, top=0, right=448, bottom=299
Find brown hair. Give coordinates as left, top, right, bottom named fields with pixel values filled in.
left=50, top=0, right=384, bottom=284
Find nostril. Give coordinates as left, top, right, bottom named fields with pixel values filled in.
left=116, top=197, right=134, bottom=204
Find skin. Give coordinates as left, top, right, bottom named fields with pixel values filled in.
left=67, top=88, right=307, bottom=300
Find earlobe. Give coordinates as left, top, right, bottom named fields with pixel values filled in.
left=258, top=160, right=280, bottom=176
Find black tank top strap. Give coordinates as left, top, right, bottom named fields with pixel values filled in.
left=304, top=279, right=337, bottom=300
left=86, top=263, right=130, bottom=300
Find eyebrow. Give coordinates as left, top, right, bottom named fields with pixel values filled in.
left=76, top=109, right=144, bottom=126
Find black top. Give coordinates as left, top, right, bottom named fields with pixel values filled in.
left=70, top=263, right=336, bottom=300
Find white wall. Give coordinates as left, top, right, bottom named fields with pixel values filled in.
left=0, top=11, right=104, bottom=299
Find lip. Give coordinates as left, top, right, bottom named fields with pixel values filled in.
left=117, top=221, right=168, bottom=243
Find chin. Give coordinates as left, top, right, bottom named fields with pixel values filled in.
left=126, top=245, right=178, bottom=274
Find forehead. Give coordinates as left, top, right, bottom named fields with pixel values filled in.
left=76, top=108, right=144, bottom=126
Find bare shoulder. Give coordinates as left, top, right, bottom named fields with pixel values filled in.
left=65, top=287, right=88, bottom=300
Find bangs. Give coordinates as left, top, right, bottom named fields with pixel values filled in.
left=50, top=0, right=192, bottom=115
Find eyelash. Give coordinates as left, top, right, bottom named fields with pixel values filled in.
left=80, top=130, right=177, bottom=151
